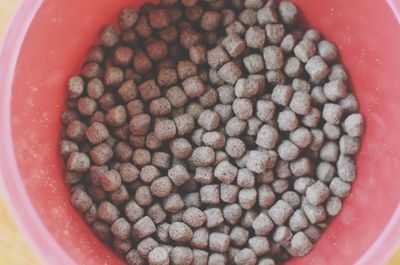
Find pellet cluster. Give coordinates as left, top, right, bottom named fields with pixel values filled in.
left=61, top=0, right=364, bottom=264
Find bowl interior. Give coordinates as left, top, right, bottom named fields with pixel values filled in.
left=3, top=0, right=400, bottom=264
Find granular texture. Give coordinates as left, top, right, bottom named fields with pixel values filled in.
left=61, top=1, right=364, bottom=264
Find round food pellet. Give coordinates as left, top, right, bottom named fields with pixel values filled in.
left=149, top=247, right=169, bottom=265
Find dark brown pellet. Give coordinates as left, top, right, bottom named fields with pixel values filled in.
left=87, top=46, right=105, bottom=63
left=185, top=5, right=204, bottom=22
left=201, top=11, right=223, bottom=31
left=98, top=93, right=117, bottom=112
left=146, top=39, right=168, bottom=61
left=118, top=7, right=138, bottom=30
left=113, top=47, right=134, bottom=67
left=93, top=221, right=112, bottom=242
left=134, top=15, right=153, bottom=39
left=133, top=50, right=153, bottom=74
left=138, top=79, right=161, bottom=101
left=149, top=8, right=170, bottom=30
left=118, top=80, right=137, bottom=103
left=114, top=141, right=133, bottom=162
left=121, top=30, right=138, bottom=45
left=180, top=28, right=202, bottom=50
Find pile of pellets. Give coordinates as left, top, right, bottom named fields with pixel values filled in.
left=61, top=0, right=365, bottom=264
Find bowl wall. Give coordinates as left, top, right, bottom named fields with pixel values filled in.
left=0, top=0, right=399, bottom=264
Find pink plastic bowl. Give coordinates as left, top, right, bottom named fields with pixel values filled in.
left=1, top=0, right=400, bottom=264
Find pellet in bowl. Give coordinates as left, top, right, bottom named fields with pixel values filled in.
left=61, top=1, right=365, bottom=264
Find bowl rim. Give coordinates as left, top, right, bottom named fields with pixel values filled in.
left=0, top=0, right=75, bottom=264
left=0, top=0, right=399, bottom=265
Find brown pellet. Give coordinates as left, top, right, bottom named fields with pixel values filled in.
left=87, top=46, right=105, bottom=63
left=81, top=62, right=101, bottom=80
left=148, top=247, right=169, bottom=265
left=118, top=7, right=138, bottom=30
left=174, top=114, right=195, bottom=136
left=257, top=4, right=278, bottom=25
left=165, top=86, right=187, bottom=109
left=133, top=50, right=153, bottom=74
left=154, top=119, right=177, bottom=141
left=146, top=39, right=168, bottom=61
left=138, top=80, right=161, bottom=102
left=281, top=33, right=299, bottom=53
left=170, top=138, right=193, bottom=160
left=99, top=24, right=119, bottom=48
left=60, top=140, right=79, bottom=159
left=100, top=169, right=122, bottom=192
left=189, top=45, right=207, bottom=65
left=71, top=189, right=93, bottom=212
left=105, top=105, right=127, bottom=127
left=177, top=60, right=197, bottom=81
left=129, top=114, right=151, bottom=136
left=207, top=45, right=229, bottom=69
left=200, top=184, right=220, bottom=205
left=111, top=218, right=131, bottom=240
left=224, top=117, right=245, bottom=137
left=218, top=62, right=243, bottom=85
left=157, top=67, right=178, bottom=87
left=133, top=216, right=157, bottom=239
left=305, top=55, right=330, bottom=83
left=117, top=80, right=136, bottom=103
left=149, top=97, right=172, bottom=117
left=199, top=87, right=218, bottom=108
left=263, top=46, right=285, bottom=70
left=185, top=5, right=204, bottom=22
left=98, top=201, right=120, bottom=224
left=201, top=11, right=223, bottom=31
left=197, top=109, right=221, bottom=131
left=170, top=246, right=193, bottom=265
left=182, top=76, right=206, bottom=98
left=93, top=221, right=112, bottom=242
left=180, top=28, right=202, bottom=50
left=235, top=78, right=262, bottom=98
left=67, top=152, right=90, bottom=172
left=167, top=222, right=193, bottom=243
left=132, top=148, right=152, bottom=167
left=235, top=248, right=257, bottom=265
left=232, top=98, right=253, bottom=120
left=190, top=227, right=209, bottom=249
left=67, top=76, right=84, bottom=99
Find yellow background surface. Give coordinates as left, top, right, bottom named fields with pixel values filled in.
left=0, top=1, right=399, bottom=265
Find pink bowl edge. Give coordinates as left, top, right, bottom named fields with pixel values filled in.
left=0, top=0, right=399, bottom=265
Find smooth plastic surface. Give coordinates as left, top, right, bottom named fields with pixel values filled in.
left=0, top=0, right=399, bottom=264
